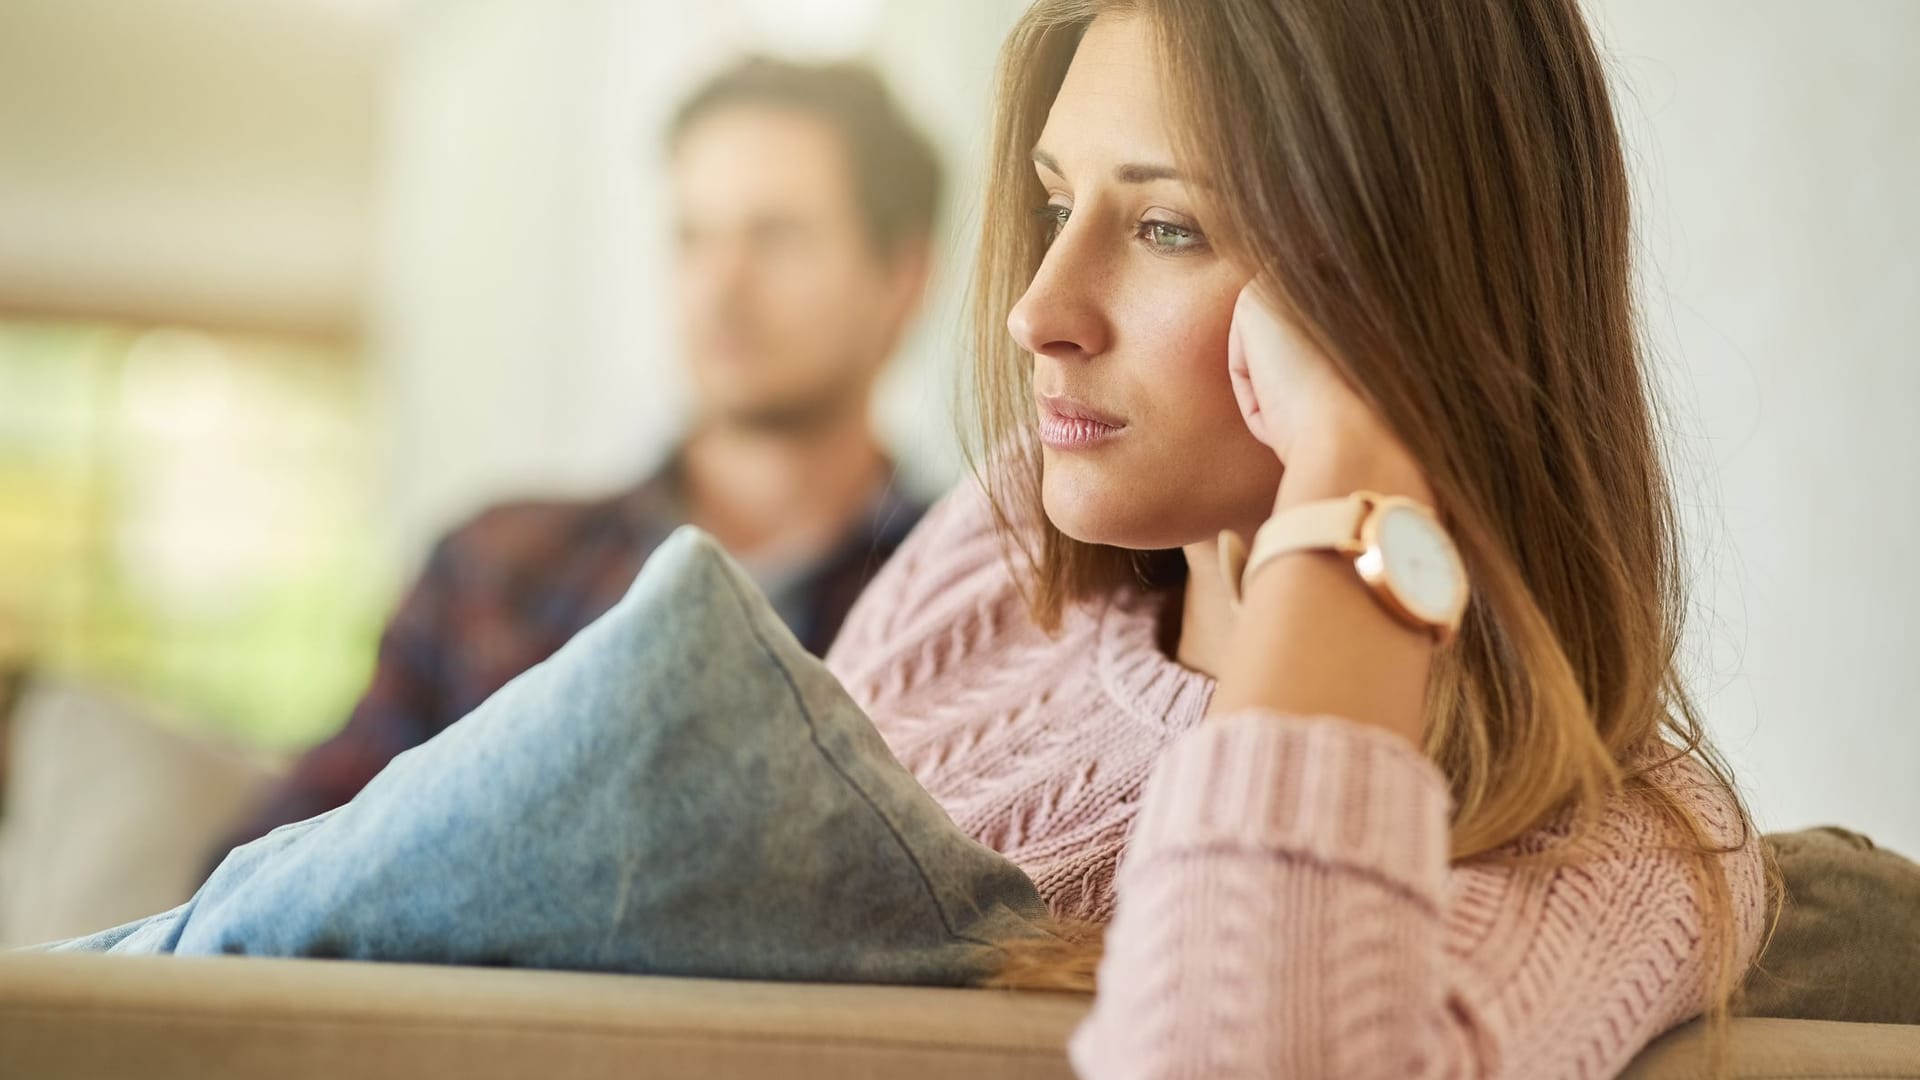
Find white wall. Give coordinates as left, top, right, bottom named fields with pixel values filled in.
left=0, top=0, right=381, bottom=337
left=1592, top=1, right=1920, bottom=855
left=367, top=1, right=1918, bottom=854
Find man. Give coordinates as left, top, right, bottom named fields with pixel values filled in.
left=209, top=56, right=942, bottom=866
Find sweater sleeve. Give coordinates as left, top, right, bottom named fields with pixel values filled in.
left=1067, top=708, right=1766, bottom=1080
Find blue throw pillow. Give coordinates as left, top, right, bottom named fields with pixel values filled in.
left=35, top=526, right=1054, bottom=986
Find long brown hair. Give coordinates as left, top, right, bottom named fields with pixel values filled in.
left=962, top=0, right=1778, bottom=1070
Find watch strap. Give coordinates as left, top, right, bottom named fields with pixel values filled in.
left=1218, top=492, right=1374, bottom=609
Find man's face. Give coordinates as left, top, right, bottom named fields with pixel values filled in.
left=672, top=105, right=918, bottom=433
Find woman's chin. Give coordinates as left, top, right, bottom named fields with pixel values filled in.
left=1040, top=477, right=1180, bottom=550
left=1039, top=479, right=1126, bottom=547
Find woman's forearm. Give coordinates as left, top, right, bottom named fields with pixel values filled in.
left=1204, top=434, right=1440, bottom=746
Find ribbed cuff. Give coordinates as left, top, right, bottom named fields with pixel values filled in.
left=1123, top=709, right=1455, bottom=905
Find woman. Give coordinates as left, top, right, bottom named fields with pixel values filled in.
left=822, top=0, right=1772, bottom=1076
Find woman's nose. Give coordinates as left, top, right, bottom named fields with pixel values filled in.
left=1006, top=237, right=1110, bottom=359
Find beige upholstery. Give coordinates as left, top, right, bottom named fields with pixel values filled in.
left=1622, top=1016, right=1920, bottom=1079
left=0, top=954, right=1087, bottom=1080
left=2, top=953, right=1917, bottom=1079
left=0, top=678, right=284, bottom=947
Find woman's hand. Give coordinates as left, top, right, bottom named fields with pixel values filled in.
left=1227, top=279, right=1369, bottom=463
left=1227, top=279, right=1432, bottom=507
left=1211, top=278, right=1439, bottom=743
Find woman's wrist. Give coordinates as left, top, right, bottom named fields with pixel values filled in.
left=1274, top=415, right=1434, bottom=513
left=1213, top=413, right=1438, bottom=745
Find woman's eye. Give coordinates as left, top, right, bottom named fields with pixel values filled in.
left=1138, top=219, right=1207, bottom=254
left=1032, top=203, right=1071, bottom=244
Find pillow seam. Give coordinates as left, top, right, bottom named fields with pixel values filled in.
left=713, top=565, right=999, bottom=951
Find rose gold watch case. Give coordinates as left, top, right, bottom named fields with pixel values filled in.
left=1351, top=493, right=1469, bottom=645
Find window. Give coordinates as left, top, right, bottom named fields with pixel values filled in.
left=0, top=319, right=392, bottom=748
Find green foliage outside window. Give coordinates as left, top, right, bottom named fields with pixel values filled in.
left=0, top=319, right=393, bottom=749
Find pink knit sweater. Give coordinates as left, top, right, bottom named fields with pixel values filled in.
left=823, top=477, right=1767, bottom=1079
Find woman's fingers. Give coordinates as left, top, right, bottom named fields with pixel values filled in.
left=1227, top=311, right=1273, bottom=449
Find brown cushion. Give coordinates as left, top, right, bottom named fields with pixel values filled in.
left=1738, top=826, right=1920, bottom=1025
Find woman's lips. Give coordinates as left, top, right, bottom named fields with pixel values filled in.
left=1037, top=393, right=1127, bottom=450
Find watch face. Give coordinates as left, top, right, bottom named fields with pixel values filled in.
left=1375, top=504, right=1465, bottom=623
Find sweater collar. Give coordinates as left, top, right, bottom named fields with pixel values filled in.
left=1093, top=584, right=1216, bottom=735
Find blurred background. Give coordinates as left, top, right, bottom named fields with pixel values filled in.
left=0, top=0, right=1913, bottom=858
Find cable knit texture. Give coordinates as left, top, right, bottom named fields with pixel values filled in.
left=822, top=477, right=1767, bottom=1080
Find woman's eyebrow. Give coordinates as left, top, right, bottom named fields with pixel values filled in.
left=1031, top=147, right=1183, bottom=185
left=1114, top=162, right=1181, bottom=184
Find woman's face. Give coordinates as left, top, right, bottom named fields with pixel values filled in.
left=1009, top=13, right=1285, bottom=552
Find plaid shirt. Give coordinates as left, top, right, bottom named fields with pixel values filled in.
left=210, top=447, right=927, bottom=870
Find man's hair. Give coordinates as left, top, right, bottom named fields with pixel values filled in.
left=668, top=56, right=944, bottom=259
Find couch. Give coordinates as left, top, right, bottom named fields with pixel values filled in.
left=5, top=952, right=1920, bottom=1079
left=2, top=677, right=1917, bottom=1079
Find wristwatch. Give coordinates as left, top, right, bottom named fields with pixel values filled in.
left=1217, top=489, right=1469, bottom=643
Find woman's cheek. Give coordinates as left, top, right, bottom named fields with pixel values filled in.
left=1149, top=289, right=1242, bottom=418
